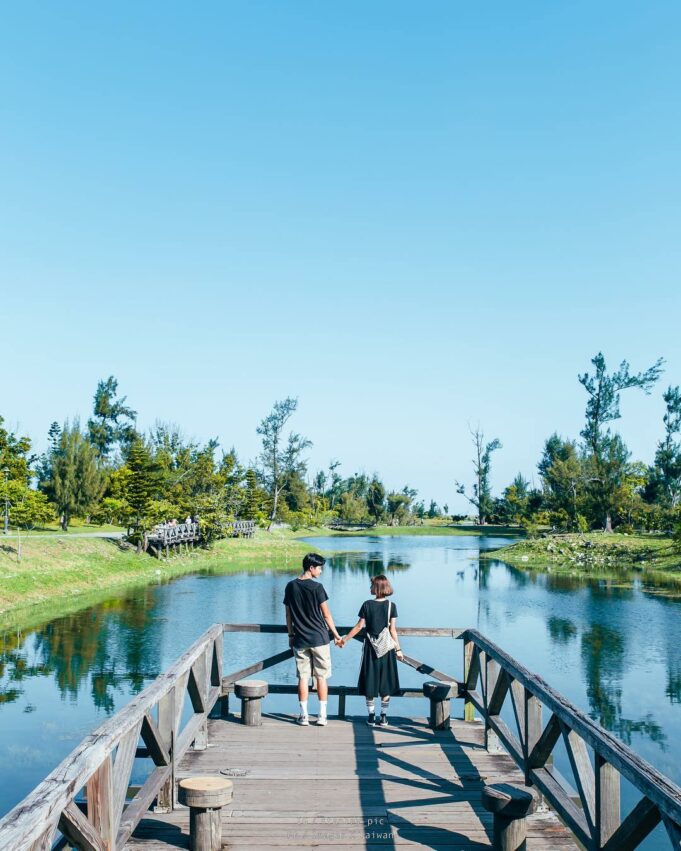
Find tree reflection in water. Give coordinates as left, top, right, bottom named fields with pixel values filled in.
left=0, top=589, right=162, bottom=712
left=580, top=623, right=665, bottom=748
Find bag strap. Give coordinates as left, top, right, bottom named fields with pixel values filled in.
left=386, top=600, right=391, bottom=628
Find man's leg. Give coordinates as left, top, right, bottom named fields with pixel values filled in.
left=294, top=648, right=311, bottom=722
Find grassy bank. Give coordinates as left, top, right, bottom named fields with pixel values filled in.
left=482, top=532, right=681, bottom=583
left=0, top=529, right=312, bottom=631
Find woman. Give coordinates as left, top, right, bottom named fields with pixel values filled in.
left=340, top=574, right=403, bottom=726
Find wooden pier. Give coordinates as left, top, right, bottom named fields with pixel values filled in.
left=1, top=624, right=680, bottom=850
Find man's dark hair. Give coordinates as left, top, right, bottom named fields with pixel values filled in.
left=302, top=552, right=326, bottom=572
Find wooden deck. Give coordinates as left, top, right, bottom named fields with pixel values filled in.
left=126, top=712, right=577, bottom=850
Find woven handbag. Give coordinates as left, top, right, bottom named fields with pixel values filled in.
left=367, top=600, right=396, bottom=658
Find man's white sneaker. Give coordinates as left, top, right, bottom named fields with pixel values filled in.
left=296, top=715, right=310, bottom=726
left=315, top=716, right=328, bottom=726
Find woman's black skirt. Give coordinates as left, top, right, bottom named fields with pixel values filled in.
left=357, top=640, right=400, bottom=699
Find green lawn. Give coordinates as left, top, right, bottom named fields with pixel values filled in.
left=0, top=528, right=312, bottom=631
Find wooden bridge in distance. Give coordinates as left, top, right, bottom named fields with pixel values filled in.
left=0, top=624, right=680, bottom=850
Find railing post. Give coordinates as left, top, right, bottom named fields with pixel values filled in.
left=191, top=649, right=209, bottom=750
left=595, top=754, right=620, bottom=848
left=524, top=690, right=542, bottom=786
left=86, top=754, right=114, bottom=850
left=463, top=638, right=477, bottom=722
left=155, top=689, right=175, bottom=812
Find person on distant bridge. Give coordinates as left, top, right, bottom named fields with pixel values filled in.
left=283, top=553, right=343, bottom=726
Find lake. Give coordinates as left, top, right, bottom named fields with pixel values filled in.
left=1, top=533, right=679, bottom=848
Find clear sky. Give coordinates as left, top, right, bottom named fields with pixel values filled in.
left=1, top=1, right=679, bottom=510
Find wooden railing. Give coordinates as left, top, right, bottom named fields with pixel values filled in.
left=461, top=629, right=681, bottom=850
left=223, top=519, right=256, bottom=538
left=0, top=624, right=679, bottom=850
left=0, top=624, right=223, bottom=851
left=144, top=521, right=200, bottom=556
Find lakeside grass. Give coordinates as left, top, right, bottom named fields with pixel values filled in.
left=0, top=529, right=312, bottom=631
left=482, top=532, right=681, bottom=587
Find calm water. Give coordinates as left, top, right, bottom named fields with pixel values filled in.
left=1, top=534, right=679, bottom=848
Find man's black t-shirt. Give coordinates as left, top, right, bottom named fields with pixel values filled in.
left=283, top=578, right=330, bottom=649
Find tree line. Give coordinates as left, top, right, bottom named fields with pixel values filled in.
left=1, top=351, right=678, bottom=540
left=456, top=353, right=680, bottom=534
left=0, top=381, right=440, bottom=539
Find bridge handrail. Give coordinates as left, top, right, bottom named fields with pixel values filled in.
left=1, top=624, right=679, bottom=850
left=0, top=624, right=223, bottom=851
left=461, top=628, right=681, bottom=848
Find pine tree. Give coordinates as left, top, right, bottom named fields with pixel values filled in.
left=125, top=438, right=154, bottom=527
left=51, top=423, right=105, bottom=530
left=245, top=469, right=259, bottom=519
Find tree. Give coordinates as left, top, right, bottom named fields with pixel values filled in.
left=87, top=376, right=137, bottom=460
left=244, top=469, right=260, bottom=518
left=650, top=386, right=681, bottom=509
left=125, top=437, right=155, bottom=528
left=366, top=476, right=386, bottom=524
left=387, top=492, right=411, bottom=525
left=0, top=417, right=53, bottom=529
left=257, top=397, right=311, bottom=522
left=51, top=423, right=105, bottom=530
left=427, top=500, right=439, bottom=519
left=455, top=426, right=502, bottom=524
left=579, top=353, right=663, bottom=531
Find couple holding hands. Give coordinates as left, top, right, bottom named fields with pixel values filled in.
left=283, top=552, right=403, bottom=728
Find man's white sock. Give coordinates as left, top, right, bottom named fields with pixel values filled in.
left=319, top=700, right=328, bottom=718
left=299, top=700, right=308, bottom=717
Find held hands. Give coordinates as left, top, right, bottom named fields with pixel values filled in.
left=334, top=636, right=345, bottom=648
left=396, top=649, right=404, bottom=661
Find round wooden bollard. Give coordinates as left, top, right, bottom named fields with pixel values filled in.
left=234, top=679, right=268, bottom=726
left=178, top=776, right=233, bottom=851
left=423, top=681, right=456, bottom=730
left=481, top=783, right=539, bottom=851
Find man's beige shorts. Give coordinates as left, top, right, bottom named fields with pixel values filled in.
left=293, top=644, right=332, bottom=680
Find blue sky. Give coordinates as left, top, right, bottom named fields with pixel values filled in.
left=1, top=1, right=679, bottom=509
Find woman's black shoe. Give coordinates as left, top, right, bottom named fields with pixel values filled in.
left=378, top=713, right=388, bottom=727
left=367, top=712, right=376, bottom=726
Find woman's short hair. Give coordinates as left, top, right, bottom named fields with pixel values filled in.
left=371, top=574, right=393, bottom=597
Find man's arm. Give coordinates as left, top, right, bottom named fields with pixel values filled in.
left=285, top=605, right=294, bottom=647
left=319, top=601, right=342, bottom=646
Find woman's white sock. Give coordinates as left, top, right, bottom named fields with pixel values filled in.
left=299, top=700, right=308, bottom=717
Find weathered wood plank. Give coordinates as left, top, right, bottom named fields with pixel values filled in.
left=86, top=755, right=113, bottom=850
left=141, top=713, right=170, bottom=767
left=601, top=795, right=660, bottom=851
left=58, top=801, right=106, bottom=851
left=113, top=721, right=143, bottom=835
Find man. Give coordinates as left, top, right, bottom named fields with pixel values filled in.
left=283, top=552, right=343, bottom=726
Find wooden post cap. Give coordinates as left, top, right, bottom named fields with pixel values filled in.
left=422, top=681, right=457, bottom=700
left=234, top=679, right=269, bottom=699
left=481, top=783, right=539, bottom=818
left=178, top=776, right=234, bottom=809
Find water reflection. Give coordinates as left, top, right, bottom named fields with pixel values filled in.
left=1, top=591, right=162, bottom=712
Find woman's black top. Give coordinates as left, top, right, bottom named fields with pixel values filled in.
left=356, top=597, right=400, bottom=699
left=359, top=599, right=398, bottom=636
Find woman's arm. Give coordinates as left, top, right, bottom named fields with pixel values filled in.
left=340, top=618, right=365, bottom=646
left=389, top=617, right=404, bottom=660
